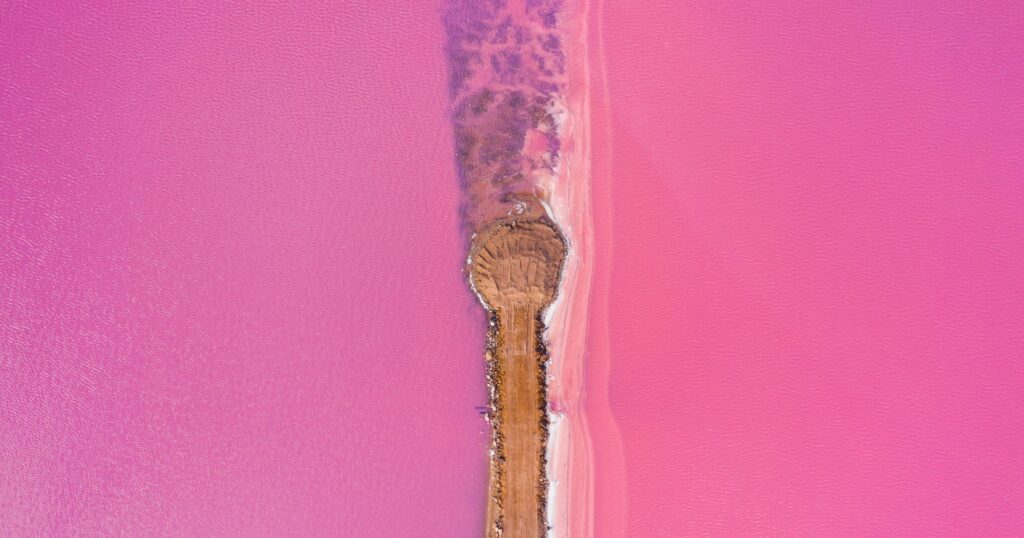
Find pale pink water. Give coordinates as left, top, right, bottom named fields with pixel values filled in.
left=1, top=3, right=490, bottom=535
left=585, top=1, right=1024, bottom=536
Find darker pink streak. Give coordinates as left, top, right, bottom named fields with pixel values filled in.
left=1, top=2, right=488, bottom=536
left=587, top=1, right=1024, bottom=536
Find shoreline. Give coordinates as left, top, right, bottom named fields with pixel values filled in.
left=545, top=0, right=628, bottom=535
left=542, top=0, right=596, bottom=535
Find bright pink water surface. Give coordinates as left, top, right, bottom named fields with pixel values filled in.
left=586, top=1, right=1024, bottom=535
left=1, top=3, right=489, bottom=535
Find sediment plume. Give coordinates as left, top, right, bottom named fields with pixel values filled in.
left=470, top=219, right=566, bottom=537
left=444, top=0, right=566, bottom=230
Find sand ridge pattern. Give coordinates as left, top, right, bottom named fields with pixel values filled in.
left=470, top=219, right=566, bottom=537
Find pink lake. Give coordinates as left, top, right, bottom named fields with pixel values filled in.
left=4, top=1, right=1024, bottom=536
left=1, top=2, right=488, bottom=535
left=585, top=1, right=1024, bottom=535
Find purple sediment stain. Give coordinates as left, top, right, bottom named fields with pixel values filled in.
left=443, top=0, right=567, bottom=231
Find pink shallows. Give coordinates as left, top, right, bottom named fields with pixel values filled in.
left=586, top=1, right=1024, bottom=536
left=1, top=2, right=488, bottom=535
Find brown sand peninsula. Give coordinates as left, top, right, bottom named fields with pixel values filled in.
left=470, top=218, right=567, bottom=538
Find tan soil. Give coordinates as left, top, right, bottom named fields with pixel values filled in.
left=469, top=218, right=567, bottom=538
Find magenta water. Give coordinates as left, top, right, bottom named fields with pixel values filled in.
left=0, top=3, right=489, bottom=535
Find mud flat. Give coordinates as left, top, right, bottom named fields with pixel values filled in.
left=470, top=219, right=567, bottom=538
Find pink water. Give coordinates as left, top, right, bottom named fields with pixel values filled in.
left=586, top=1, right=1024, bottom=535
left=0, top=2, right=489, bottom=535
left=5, top=2, right=1024, bottom=536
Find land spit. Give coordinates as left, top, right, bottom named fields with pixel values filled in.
left=469, top=218, right=567, bottom=538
